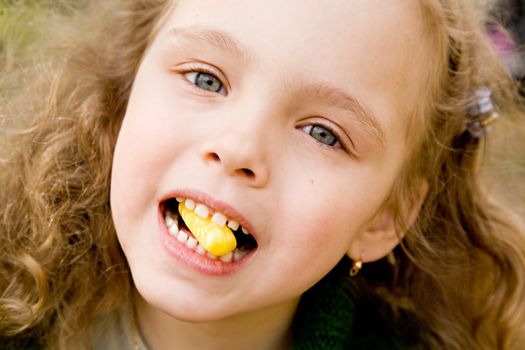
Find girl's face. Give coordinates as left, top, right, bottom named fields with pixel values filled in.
left=111, top=0, right=429, bottom=322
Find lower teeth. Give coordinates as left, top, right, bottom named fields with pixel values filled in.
left=165, top=210, right=251, bottom=263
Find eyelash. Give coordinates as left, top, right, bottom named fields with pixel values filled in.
left=180, top=65, right=228, bottom=96
left=301, top=123, right=345, bottom=149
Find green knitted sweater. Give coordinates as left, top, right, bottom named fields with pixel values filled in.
left=292, top=261, right=415, bottom=349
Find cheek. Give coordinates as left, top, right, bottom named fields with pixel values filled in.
left=110, top=77, right=188, bottom=196
left=284, top=202, right=366, bottom=253
left=111, top=122, right=160, bottom=199
left=274, top=191, right=360, bottom=254
left=272, top=160, right=391, bottom=258
left=263, top=200, right=367, bottom=296
left=109, top=107, right=172, bottom=231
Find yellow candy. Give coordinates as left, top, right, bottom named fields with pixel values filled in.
left=178, top=202, right=237, bottom=256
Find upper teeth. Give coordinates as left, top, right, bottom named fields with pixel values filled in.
left=184, top=199, right=196, bottom=210
left=194, top=204, right=209, bottom=219
left=227, top=219, right=239, bottom=231
left=211, top=212, right=227, bottom=226
left=167, top=198, right=251, bottom=236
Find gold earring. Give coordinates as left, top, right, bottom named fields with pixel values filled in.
left=349, top=260, right=363, bottom=277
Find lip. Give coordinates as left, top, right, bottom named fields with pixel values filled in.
left=157, top=190, right=257, bottom=275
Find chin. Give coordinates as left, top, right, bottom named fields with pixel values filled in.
left=132, top=275, right=244, bottom=323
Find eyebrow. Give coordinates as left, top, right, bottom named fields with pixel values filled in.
left=168, top=26, right=254, bottom=66
left=167, top=26, right=385, bottom=146
left=296, top=81, right=385, bottom=147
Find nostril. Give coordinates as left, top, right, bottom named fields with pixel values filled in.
left=239, top=168, right=255, bottom=178
left=203, top=150, right=258, bottom=180
left=206, top=152, right=221, bottom=162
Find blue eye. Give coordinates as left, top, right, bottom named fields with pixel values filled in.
left=302, top=125, right=338, bottom=146
left=185, top=71, right=225, bottom=94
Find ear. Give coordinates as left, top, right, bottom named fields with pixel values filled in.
left=347, top=181, right=428, bottom=263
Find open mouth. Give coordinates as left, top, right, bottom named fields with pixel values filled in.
left=161, top=197, right=258, bottom=263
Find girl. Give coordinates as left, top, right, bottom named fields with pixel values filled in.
left=1, top=0, right=525, bottom=349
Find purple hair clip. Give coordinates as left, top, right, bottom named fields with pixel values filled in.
left=466, top=87, right=499, bottom=138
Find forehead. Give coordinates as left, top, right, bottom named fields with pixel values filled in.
left=166, top=0, right=426, bottom=68
left=156, top=0, right=431, bottom=144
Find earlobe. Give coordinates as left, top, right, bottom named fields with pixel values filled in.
left=346, top=207, right=401, bottom=263
left=346, top=181, right=428, bottom=263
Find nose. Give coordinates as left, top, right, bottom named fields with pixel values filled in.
left=200, top=123, right=270, bottom=188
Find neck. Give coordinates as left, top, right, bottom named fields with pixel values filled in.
left=133, top=291, right=299, bottom=350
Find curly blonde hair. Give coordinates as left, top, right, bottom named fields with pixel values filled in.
left=1, top=0, right=524, bottom=349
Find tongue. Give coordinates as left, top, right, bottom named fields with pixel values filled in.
left=178, top=202, right=237, bottom=257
